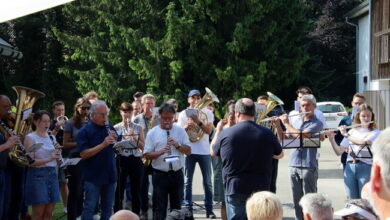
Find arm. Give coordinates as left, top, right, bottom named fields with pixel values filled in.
left=137, top=128, right=145, bottom=151
left=339, top=126, right=373, bottom=145
left=327, top=133, right=348, bottom=156
left=273, top=151, right=284, bottom=159
left=63, top=131, right=76, bottom=150
left=168, top=136, right=191, bottom=155
left=210, top=120, right=226, bottom=157
left=0, top=135, right=20, bottom=152
left=79, top=132, right=116, bottom=159
left=24, top=135, right=59, bottom=167
left=144, top=146, right=170, bottom=160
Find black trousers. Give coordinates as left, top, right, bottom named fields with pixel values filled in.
left=270, top=158, right=279, bottom=193
left=152, top=169, right=184, bottom=220
left=114, top=155, right=144, bottom=214
left=67, top=163, right=84, bottom=220
left=141, top=164, right=153, bottom=213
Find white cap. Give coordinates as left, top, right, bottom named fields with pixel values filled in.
left=334, top=203, right=376, bottom=220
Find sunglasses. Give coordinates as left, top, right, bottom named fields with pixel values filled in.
left=81, top=106, right=90, bottom=110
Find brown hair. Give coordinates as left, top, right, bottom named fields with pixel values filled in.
left=119, top=102, right=133, bottom=112
left=296, top=86, right=312, bottom=95
left=353, top=93, right=365, bottom=100
left=72, top=97, right=91, bottom=129
left=51, top=101, right=64, bottom=110
left=31, top=110, right=50, bottom=131
left=353, top=104, right=376, bottom=130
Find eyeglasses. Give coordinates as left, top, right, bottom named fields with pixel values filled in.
left=161, top=116, right=174, bottom=120
left=81, top=106, right=90, bottom=110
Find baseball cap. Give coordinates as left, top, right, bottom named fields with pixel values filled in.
left=188, top=89, right=201, bottom=97
left=334, top=203, right=376, bottom=220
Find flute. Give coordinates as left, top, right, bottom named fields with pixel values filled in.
left=320, top=121, right=374, bottom=133
left=259, top=111, right=312, bottom=123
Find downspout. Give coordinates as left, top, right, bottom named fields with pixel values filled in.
left=345, top=16, right=360, bottom=93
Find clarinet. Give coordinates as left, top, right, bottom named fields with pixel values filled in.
left=0, top=120, right=35, bottom=164
left=48, top=131, right=64, bottom=164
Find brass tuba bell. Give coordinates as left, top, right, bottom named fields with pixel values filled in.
left=8, top=86, right=45, bottom=166
left=256, top=92, right=284, bottom=133
left=186, top=87, right=219, bottom=142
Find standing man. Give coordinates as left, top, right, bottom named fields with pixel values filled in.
left=133, top=94, right=160, bottom=220
left=77, top=100, right=117, bottom=220
left=368, top=127, right=390, bottom=220
left=177, top=89, right=215, bottom=219
left=211, top=98, right=284, bottom=220
left=289, top=87, right=327, bottom=129
left=50, top=100, right=69, bottom=214
left=335, top=93, right=365, bottom=169
left=275, top=94, right=323, bottom=220
left=0, top=95, right=20, bottom=219
left=144, top=103, right=191, bottom=220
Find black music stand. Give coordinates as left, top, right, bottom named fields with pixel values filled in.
left=281, top=132, right=321, bottom=149
left=349, top=143, right=373, bottom=159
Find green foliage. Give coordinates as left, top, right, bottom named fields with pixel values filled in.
left=54, top=0, right=311, bottom=111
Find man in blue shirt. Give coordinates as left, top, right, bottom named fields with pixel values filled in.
left=275, top=94, right=323, bottom=220
left=77, top=100, right=117, bottom=220
left=212, top=98, right=284, bottom=220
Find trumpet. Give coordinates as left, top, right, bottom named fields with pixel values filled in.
left=56, top=115, right=68, bottom=130
left=320, top=121, right=374, bottom=134
left=259, top=111, right=312, bottom=123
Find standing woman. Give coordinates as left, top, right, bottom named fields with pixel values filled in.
left=210, top=101, right=236, bottom=220
left=63, top=97, right=91, bottom=220
left=328, top=104, right=380, bottom=199
left=24, top=110, right=61, bottom=219
left=113, top=102, right=145, bottom=214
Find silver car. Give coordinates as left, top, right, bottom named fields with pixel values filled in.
left=317, top=101, right=348, bottom=129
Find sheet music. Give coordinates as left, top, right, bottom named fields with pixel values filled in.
left=60, top=158, right=81, bottom=168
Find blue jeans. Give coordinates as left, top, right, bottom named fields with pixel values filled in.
left=290, top=167, right=318, bottom=220
left=82, top=181, right=116, bottom=220
left=225, top=194, right=250, bottom=220
left=344, top=162, right=371, bottom=199
left=184, top=154, right=213, bottom=212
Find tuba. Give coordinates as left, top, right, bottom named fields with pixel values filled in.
left=256, top=92, right=284, bottom=133
left=8, top=86, right=45, bottom=166
left=187, top=87, right=219, bottom=142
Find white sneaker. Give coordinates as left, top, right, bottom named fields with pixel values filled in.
left=63, top=207, right=68, bottom=214
left=93, top=214, right=101, bottom=220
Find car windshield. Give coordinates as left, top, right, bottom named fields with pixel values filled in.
left=318, top=104, right=344, bottom=113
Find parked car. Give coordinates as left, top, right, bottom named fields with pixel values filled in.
left=317, top=101, right=348, bottom=129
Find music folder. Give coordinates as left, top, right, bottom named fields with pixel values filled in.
left=281, top=132, right=320, bottom=149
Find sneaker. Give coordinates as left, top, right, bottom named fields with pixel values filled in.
left=63, top=207, right=68, bottom=214
left=140, top=212, right=148, bottom=220
left=206, top=211, right=216, bottom=219
left=93, top=214, right=100, bottom=220
left=183, top=208, right=194, bottom=220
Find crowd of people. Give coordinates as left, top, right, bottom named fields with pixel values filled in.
left=0, top=85, right=388, bottom=220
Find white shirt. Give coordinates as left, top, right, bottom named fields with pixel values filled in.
left=340, top=128, right=381, bottom=165
left=289, top=109, right=328, bottom=129
left=114, top=122, right=142, bottom=157
left=27, top=133, right=57, bottom=167
left=177, top=107, right=214, bottom=155
left=144, top=124, right=190, bottom=172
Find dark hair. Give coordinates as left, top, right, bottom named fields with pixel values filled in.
left=257, top=95, right=268, bottom=101
left=72, top=97, right=91, bottom=129
left=353, top=104, right=376, bottom=130
left=133, top=91, right=144, bottom=99
left=296, top=86, right=312, bottom=95
left=159, top=103, right=176, bottom=114
left=235, top=98, right=255, bottom=116
left=51, top=101, right=65, bottom=110
left=31, top=110, right=50, bottom=131
left=119, top=102, right=133, bottom=112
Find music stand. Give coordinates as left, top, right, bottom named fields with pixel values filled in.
left=281, top=132, right=321, bottom=149
left=349, top=143, right=373, bottom=159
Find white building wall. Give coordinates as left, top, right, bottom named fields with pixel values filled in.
left=357, top=15, right=370, bottom=93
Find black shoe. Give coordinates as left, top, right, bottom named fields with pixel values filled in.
left=206, top=211, right=216, bottom=219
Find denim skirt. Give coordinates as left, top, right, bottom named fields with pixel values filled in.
left=25, top=167, right=60, bottom=205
